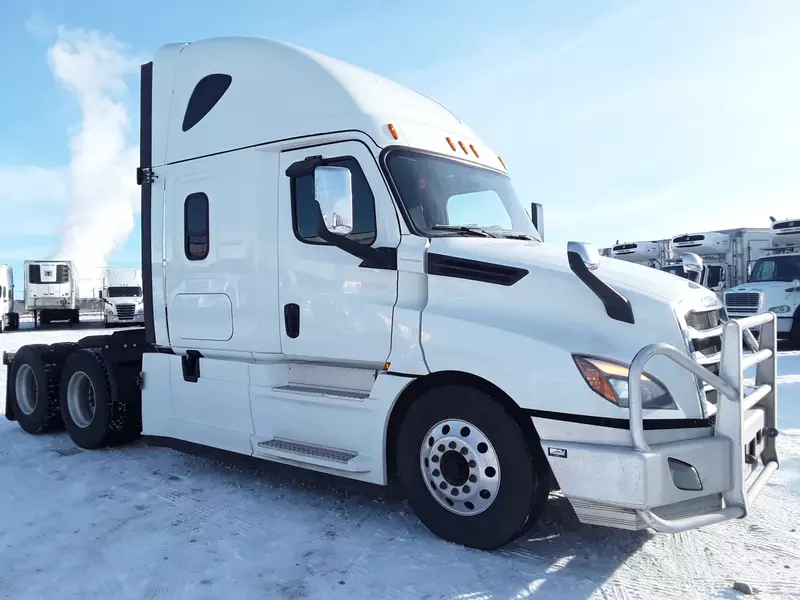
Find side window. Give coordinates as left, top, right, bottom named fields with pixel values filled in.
left=184, top=193, right=210, bottom=260
left=291, top=157, right=376, bottom=245
left=705, top=266, right=723, bottom=289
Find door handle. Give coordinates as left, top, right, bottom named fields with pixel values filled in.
left=284, top=303, right=300, bottom=338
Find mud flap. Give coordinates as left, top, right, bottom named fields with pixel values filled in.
left=3, top=351, right=15, bottom=421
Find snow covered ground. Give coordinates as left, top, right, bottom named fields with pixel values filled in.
left=0, top=324, right=798, bottom=600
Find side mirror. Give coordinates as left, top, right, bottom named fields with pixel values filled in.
left=531, top=203, right=544, bottom=241
left=681, top=252, right=703, bottom=283
left=98, top=290, right=103, bottom=298
left=314, top=166, right=353, bottom=236
left=746, top=260, right=755, bottom=281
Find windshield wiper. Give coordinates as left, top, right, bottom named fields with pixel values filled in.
left=431, top=225, right=497, bottom=238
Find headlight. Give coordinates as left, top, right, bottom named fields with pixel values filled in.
left=767, top=305, right=791, bottom=314
left=105, top=306, right=114, bottom=314
left=573, top=355, right=677, bottom=410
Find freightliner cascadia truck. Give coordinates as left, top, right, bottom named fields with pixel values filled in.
left=3, top=37, right=780, bottom=550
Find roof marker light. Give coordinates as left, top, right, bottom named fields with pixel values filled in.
left=387, top=123, right=399, bottom=140
left=469, top=144, right=480, bottom=158
left=458, top=141, right=469, bottom=154
left=446, top=137, right=457, bottom=151
left=498, top=156, right=507, bottom=169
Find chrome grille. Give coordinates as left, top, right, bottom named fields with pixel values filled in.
left=116, top=303, right=135, bottom=320
left=724, top=292, right=760, bottom=314
left=684, top=307, right=722, bottom=415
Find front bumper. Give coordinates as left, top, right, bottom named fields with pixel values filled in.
left=105, top=313, right=145, bottom=324
left=545, top=313, right=779, bottom=532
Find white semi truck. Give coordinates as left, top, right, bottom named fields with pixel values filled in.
left=23, top=260, right=80, bottom=326
left=0, top=265, right=20, bottom=332
left=724, top=218, right=800, bottom=346
left=609, top=239, right=672, bottom=268
left=3, top=37, right=780, bottom=550
left=660, top=228, right=772, bottom=294
left=99, top=268, right=145, bottom=327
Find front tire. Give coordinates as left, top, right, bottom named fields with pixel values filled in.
left=59, top=349, right=141, bottom=449
left=396, top=384, right=550, bottom=550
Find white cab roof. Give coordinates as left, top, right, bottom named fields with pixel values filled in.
left=152, top=37, right=503, bottom=170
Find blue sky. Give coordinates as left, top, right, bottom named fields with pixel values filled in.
left=2, top=0, right=799, bottom=296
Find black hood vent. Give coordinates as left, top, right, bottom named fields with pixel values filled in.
left=427, top=253, right=528, bottom=286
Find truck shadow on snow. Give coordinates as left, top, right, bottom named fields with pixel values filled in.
left=127, top=438, right=650, bottom=599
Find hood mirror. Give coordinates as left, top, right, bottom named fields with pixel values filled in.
left=681, top=252, right=703, bottom=283
left=568, top=241, right=600, bottom=271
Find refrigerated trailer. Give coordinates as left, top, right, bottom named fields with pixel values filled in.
left=100, top=268, right=144, bottom=327
left=0, top=265, right=19, bottom=332
left=609, top=240, right=671, bottom=268
left=2, top=37, right=780, bottom=550
left=724, top=218, right=800, bottom=345
left=23, top=260, right=80, bottom=326
left=660, top=228, right=772, bottom=294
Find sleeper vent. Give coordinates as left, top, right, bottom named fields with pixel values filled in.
left=427, top=253, right=528, bottom=286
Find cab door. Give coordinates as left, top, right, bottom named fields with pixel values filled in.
left=277, top=140, right=400, bottom=365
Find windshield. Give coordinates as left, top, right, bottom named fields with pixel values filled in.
left=384, top=150, right=540, bottom=240
left=750, top=255, right=800, bottom=283
left=106, top=286, right=143, bottom=298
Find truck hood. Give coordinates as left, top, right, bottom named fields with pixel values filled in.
left=727, top=282, right=790, bottom=293
left=428, top=237, right=706, bottom=303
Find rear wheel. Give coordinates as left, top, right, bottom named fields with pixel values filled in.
left=396, top=384, right=550, bottom=550
left=9, top=344, right=76, bottom=433
left=60, top=349, right=141, bottom=449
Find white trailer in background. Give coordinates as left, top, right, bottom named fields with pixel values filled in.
left=0, top=265, right=19, bottom=332
left=99, top=268, right=145, bottom=327
left=609, top=240, right=671, bottom=268
left=660, top=229, right=771, bottom=294
left=3, top=36, right=780, bottom=551
left=724, top=218, right=800, bottom=345
left=23, top=260, right=81, bottom=326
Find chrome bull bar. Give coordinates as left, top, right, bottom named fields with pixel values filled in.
left=628, top=312, right=779, bottom=533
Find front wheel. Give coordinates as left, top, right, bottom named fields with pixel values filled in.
left=396, top=384, right=551, bottom=550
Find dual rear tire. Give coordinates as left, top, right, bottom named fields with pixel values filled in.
left=8, top=346, right=141, bottom=448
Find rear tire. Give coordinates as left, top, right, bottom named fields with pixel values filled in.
left=396, top=384, right=550, bottom=550
left=8, top=312, right=19, bottom=330
left=59, top=349, right=142, bottom=449
left=8, top=344, right=76, bottom=433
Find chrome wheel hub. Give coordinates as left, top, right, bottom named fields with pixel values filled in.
left=67, top=371, right=96, bottom=429
left=15, top=364, right=38, bottom=416
left=419, top=419, right=501, bottom=516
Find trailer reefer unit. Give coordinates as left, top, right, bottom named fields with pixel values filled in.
left=3, top=37, right=780, bottom=550
left=724, top=219, right=800, bottom=345
left=23, top=260, right=80, bottom=325
left=661, top=229, right=771, bottom=293
left=610, top=240, right=671, bottom=268
left=0, top=265, right=19, bottom=332
left=100, top=268, right=144, bottom=327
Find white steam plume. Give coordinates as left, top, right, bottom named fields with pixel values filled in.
left=48, top=27, right=139, bottom=277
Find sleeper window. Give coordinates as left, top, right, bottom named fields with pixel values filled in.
left=184, top=193, right=210, bottom=260
left=292, top=157, right=377, bottom=245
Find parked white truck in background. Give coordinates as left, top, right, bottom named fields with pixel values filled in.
left=23, top=260, right=80, bottom=326
left=0, top=265, right=19, bottom=332
left=100, top=268, right=145, bottom=327
left=3, top=37, right=780, bottom=550
left=660, top=228, right=772, bottom=295
left=724, top=218, right=800, bottom=346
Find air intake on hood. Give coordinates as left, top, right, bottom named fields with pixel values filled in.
left=427, top=253, right=528, bottom=286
